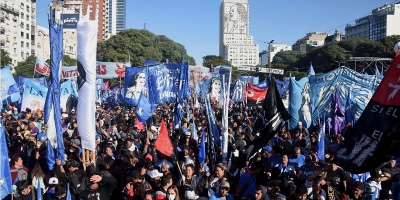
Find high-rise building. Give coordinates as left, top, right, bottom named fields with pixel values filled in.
left=0, top=0, right=36, bottom=68
left=108, top=0, right=126, bottom=35
left=219, top=0, right=259, bottom=67
left=345, top=3, right=400, bottom=41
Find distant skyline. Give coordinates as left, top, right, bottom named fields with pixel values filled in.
left=35, top=0, right=395, bottom=65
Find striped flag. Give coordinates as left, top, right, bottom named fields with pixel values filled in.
left=77, top=6, right=98, bottom=151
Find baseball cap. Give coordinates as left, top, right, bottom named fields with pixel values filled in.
left=220, top=181, right=230, bottom=189
left=71, top=109, right=75, bottom=112
left=13, top=108, right=18, bottom=111
left=49, top=177, right=59, bottom=185
left=370, top=168, right=386, bottom=178
left=262, top=145, right=272, bottom=152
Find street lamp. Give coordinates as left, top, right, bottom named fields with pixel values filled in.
left=260, top=40, right=274, bottom=78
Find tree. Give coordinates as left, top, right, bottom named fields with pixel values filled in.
left=272, top=51, right=305, bottom=66
left=1, top=49, right=12, bottom=68
left=202, top=55, right=232, bottom=67
left=63, top=55, right=77, bottom=66
left=14, top=55, right=37, bottom=78
left=97, top=29, right=196, bottom=66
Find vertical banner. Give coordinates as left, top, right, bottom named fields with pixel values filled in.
left=334, top=50, right=400, bottom=173
left=44, top=7, right=65, bottom=165
left=288, top=77, right=311, bottom=129
left=77, top=6, right=98, bottom=152
left=0, top=120, right=12, bottom=199
left=60, top=80, right=78, bottom=111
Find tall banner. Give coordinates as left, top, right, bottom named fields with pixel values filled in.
left=44, top=7, right=65, bottom=166
left=219, top=66, right=232, bottom=161
left=77, top=6, right=98, bottom=152
left=21, top=80, right=48, bottom=111
left=0, top=120, right=12, bottom=199
left=334, top=50, right=400, bottom=174
left=124, top=63, right=189, bottom=106
left=288, top=77, right=311, bottom=129
left=0, top=67, right=20, bottom=104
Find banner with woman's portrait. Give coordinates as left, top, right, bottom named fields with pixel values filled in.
left=124, top=63, right=189, bottom=105
left=188, top=66, right=210, bottom=96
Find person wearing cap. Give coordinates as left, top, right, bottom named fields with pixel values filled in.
left=364, top=168, right=390, bottom=200
left=295, top=121, right=309, bottom=139
left=344, top=181, right=365, bottom=200
left=209, top=180, right=234, bottom=200
left=11, top=107, right=21, bottom=120
left=79, top=171, right=117, bottom=200
left=43, top=177, right=60, bottom=200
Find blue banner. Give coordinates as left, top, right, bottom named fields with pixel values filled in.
left=309, top=67, right=380, bottom=125
left=19, top=76, right=47, bottom=90
left=200, top=66, right=231, bottom=106
left=60, top=80, right=78, bottom=111
left=124, top=63, right=189, bottom=105
left=0, top=120, right=12, bottom=199
left=288, top=77, right=311, bottom=130
left=1, top=67, right=20, bottom=104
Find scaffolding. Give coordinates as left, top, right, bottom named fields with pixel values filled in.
left=344, top=57, right=393, bottom=75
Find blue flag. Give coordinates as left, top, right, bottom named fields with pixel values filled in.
left=46, top=140, right=55, bottom=171
left=198, top=128, right=206, bottom=166
left=191, top=121, right=198, bottom=143
left=136, top=92, right=155, bottom=123
left=0, top=120, right=12, bottom=199
left=7, top=83, right=19, bottom=95
left=37, top=178, right=42, bottom=200
left=308, top=63, right=315, bottom=75
left=318, top=119, right=325, bottom=161
left=375, top=65, right=382, bottom=77
left=66, top=183, right=71, bottom=200
left=44, top=7, right=65, bottom=167
left=173, top=96, right=184, bottom=129
left=205, top=98, right=221, bottom=147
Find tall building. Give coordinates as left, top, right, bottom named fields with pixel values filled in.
left=219, top=0, right=259, bottom=67
left=0, top=0, right=36, bottom=68
left=108, top=0, right=126, bottom=35
left=345, top=3, right=400, bottom=41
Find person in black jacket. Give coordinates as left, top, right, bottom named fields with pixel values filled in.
left=79, top=171, right=117, bottom=200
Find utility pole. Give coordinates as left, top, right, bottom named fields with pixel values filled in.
left=260, top=40, right=274, bottom=78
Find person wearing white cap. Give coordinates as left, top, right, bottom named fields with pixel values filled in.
left=296, top=121, right=309, bottom=138
left=43, top=177, right=59, bottom=199
left=209, top=180, right=234, bottom=200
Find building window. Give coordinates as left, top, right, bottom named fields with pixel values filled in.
left=21, top=41, right=24, bottom=47
left=26, top=33, right=29, bottom=39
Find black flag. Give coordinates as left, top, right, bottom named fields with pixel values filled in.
left=248, top=78, right=291, bottom=159
left=334, top=50, right=400, bottom=173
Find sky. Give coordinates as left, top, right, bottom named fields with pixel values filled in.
left=35, top=0, right=396, bottom=65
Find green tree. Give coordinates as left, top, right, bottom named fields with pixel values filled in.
left=63, top=55, right=77, bottom=66
left=379, top=35, right=400, bottom=57
left=1, top=49, right=12, bottom=68
left=14, top=55, right=37, bottom=78
left=272, top=51, right=305, bottom=66
left=202, top=55, right=232, bottom=67
left=97, top=29, right=196, bottom=66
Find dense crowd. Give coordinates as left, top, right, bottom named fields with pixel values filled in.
left=1, top=100, right=399, bottom=200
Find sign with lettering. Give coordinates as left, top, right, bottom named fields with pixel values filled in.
left=237, top=66, right=284, bottom=75
left=61, top=62, right=127, bottom=79
left=334, top=50, right=400, bottom=173
left=21, top=79, right=48, bottom=111
left=61, top=14, right=80, bottom=29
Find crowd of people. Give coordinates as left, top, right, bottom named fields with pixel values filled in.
left=1, top=100, right=400, bottom=200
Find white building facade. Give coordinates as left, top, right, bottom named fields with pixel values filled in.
left=0, top=0, right=36, bottom=68
left=345, top=3, right=400, bottom=41
left=219, top=0, right=259, bottom=67
left=259, top=44, right=292, bottom=66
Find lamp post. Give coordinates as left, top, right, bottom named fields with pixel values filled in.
left=260, top=40, right=274, bottom=78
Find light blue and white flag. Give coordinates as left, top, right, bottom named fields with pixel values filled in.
left=21, top=80, right=48, bottom=112
left=0, top=67, right=20, bottom=104
left=317, top=119, right=325, bottom=161
left=288, top=77, right=311, bottom=129
left=0, top=120, right=12, bottom=199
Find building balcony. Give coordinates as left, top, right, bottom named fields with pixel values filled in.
left=0, top=3, right=19, bottom=15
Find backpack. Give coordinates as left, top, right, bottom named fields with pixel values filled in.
left=67, top=171, right=88, bottom=195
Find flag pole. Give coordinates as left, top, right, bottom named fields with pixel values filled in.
left=82, top=148, right=86, bottom=171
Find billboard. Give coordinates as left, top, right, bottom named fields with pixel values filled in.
left=61, top=14, right=79, bottom=29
